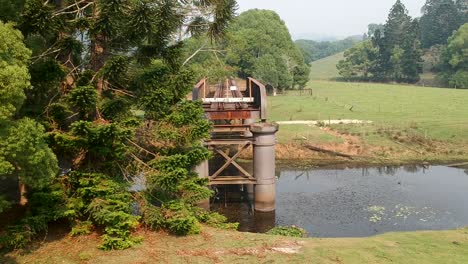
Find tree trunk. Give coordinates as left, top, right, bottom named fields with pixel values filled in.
left=19, top=182, right=27, bottom=206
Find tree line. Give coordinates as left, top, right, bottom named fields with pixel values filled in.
left=295, top=36, right=363, bottom=64
left=337, top=0, right=467, bottom=88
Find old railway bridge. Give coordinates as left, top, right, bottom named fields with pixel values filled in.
left=191, top=78, right=278, bottom=212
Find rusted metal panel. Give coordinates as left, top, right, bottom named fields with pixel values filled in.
left=247, top=77, right=268, bottom=121
left=204, top=139, right=253, bottom=146
left=206, top=111, right=252, bottom=120
left=202, top=97, right=254, bottom=103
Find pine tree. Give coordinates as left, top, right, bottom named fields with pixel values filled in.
left=1, top=0, right=238, bottom=250
left=373, top=0, right=423, bottom=82
left=420, top=0, right=464, bottom=48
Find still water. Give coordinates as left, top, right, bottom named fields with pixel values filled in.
left=212, top=165, right=468, bottom=237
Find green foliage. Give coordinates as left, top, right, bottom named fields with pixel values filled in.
left=70, top=221, right=93, bottom=236
left=338, top=1, right=423, bottom=83
left=47, top=103, right=73, bottom=129
left=141, top=204, right=166, bottom=230
left=449, top=70, right=468, bottom=88
left=0, top=21, right=58, bottom=196
left=0, top=0, right=25, bottom=23
left=420, top=0, right=465, bottom=48
left=0, top=195, right=11, bottom=213
left=252, top=54, right=280, bottom=88
left=266, top=226, right=307, bottom=238
left=23, top=59, right=66, bottom=116
left=52, top=121, right=131, bottom=170
left=2, top=0, right=236, bottom=251
left=337, top=40, right=378, bottom=80
left=0, top=185, right=66, bottom=249
left=373, top=0, right=423, bottom=83
left=68, top=86, right=98, bottom=118
left=225, top=9, right=309, bottom=90
left=437, top=23, right=468, bottom=88
left=100, top=56, right=129, bottom=87
left=199, top=211, right=239, bottom=230
left=136, top=60, right=195, bottom=119
left=162, top=201, right=201, bottom=236
left=101, top=98, right=130, bottom=121
left=184, top=9, right=309, bottom=90
left=0, top=118, right=58, bottom=187
left=0, top=21, right=31, bottom=119
left=64, top=172, right=140, bottom=250
left=296, top=36, right=362, bottom=64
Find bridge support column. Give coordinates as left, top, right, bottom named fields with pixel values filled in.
left=194, top=160, right=210, bottom=210
left=246, top=184, right=254, bottom=201
left=243, top=119, right=255, bottom=138
left=251, top=123, right=279, bottom=212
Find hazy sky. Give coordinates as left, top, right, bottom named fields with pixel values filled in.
left=236, top=0, right=426, bottom=40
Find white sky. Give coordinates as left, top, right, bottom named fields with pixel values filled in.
left=236, top=0, right=426, bottom=40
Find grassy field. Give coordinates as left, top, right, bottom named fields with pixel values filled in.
left=309, top=52, right=343, bottom=81
left=271, top=80, right=468, bottom=162
left=3, top=226, right=468, bottom=263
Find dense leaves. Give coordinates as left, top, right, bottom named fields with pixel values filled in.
left=296, top=37, right=362, bottom=64
left=420, top=0, right=466, bottom=48
left=338, top=1, right=423, bottom=83
left=1, top=0, right=237, bottom=250
left=337, top=40, right=378, bottom=80
left=0, top=21, right=58, bottom=216
left=437, top=23, right=468, bottom=88
left=183, top=9, right=310, bottom=90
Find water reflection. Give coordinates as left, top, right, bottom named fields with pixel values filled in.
left=212, top=165, right=468, bottom=237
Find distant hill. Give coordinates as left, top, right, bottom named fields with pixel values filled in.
left=296, top=36, right=362, bottom=64
left=309, top=52, right=344, bottom=81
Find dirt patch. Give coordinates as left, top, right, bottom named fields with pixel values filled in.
left=273, top=127, right=374, bottom=160
left=177, top=239, right=304, bottom=260
left=276, top=120, right=373, bottom=125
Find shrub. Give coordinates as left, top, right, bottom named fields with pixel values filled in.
left=266, top=226, right=307, bottom=238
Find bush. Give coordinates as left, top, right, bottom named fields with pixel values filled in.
left=266, top=226, right=307, bottom=238
left=162, top=201, right=201, bottom=236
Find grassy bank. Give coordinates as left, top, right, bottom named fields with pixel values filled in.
left=270, top=80, right=468, bottom=163
left=3, top=226, right=468, bottom=263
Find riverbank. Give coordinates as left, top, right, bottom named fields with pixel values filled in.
left=266, top=80, right=468, bottom=166
left=3, top=226, right=468, bottom=263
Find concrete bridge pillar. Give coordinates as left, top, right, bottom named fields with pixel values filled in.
left=250, top=123, right=279, bottom=212
left=194, top=160, right=210, bottom=210
left=243, top=119, right=255, bottom=138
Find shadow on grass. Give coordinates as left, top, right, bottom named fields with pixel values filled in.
left=0, top=254, right=19, bottom=264
left=1, top=219, right=72, bottom=262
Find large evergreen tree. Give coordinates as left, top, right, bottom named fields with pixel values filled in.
left=226, top=9, right=309, bottom=90
left=420, top=0, right=464, bottom=48
left=183, top=9, right=310, bottom=91
left=373, top=0, right=423, bottom=82
left=0, top=22, right=58, bottom=213
left=456, top=0, right=468, bottom=21
left=1, top=0, right=237, bottom=250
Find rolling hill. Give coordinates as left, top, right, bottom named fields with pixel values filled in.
left=308, top=52, right=343, bottom=81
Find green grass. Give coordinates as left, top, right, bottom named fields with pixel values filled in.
left=276, top=124, right=344, bottom=144
left=309, top=52, right=343, bottom=81
left=270, top=80, right=468, bottom=162
left=4, top=227, right=468, bottom=263
left=271, top=80, right=468, bottom=143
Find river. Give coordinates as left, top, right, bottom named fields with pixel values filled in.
left=212, top=165, right=468, bottom=237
